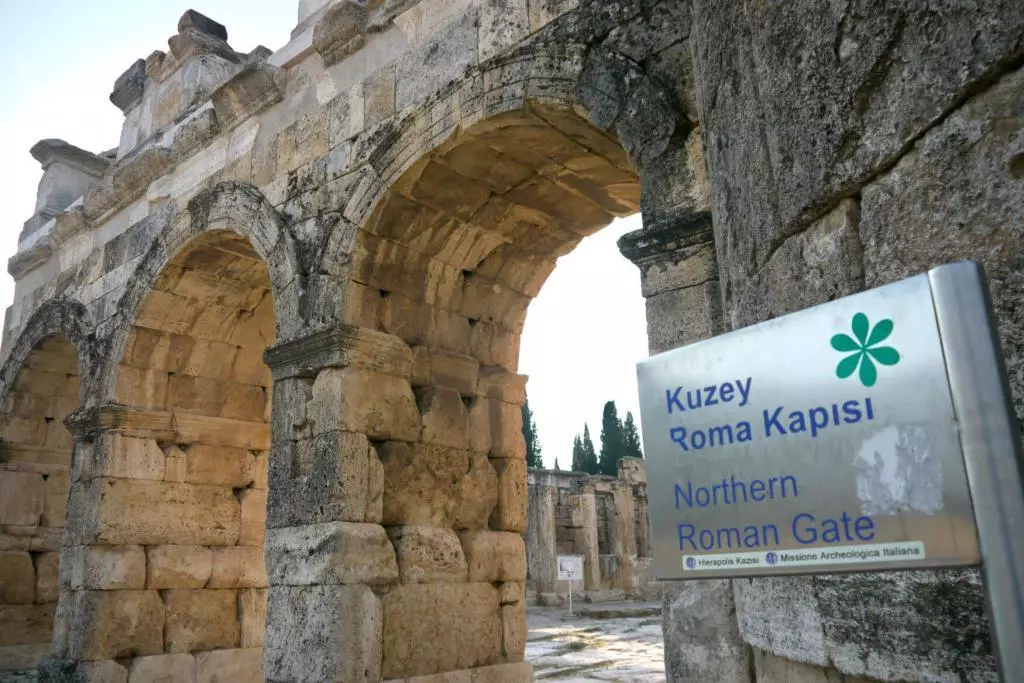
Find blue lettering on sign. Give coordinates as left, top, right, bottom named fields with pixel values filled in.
left=675, top=475, right=799, bottom=508
left=666, top=377, right=752, bottom=414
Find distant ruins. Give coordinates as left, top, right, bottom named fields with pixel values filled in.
left=0, top=1, right=1020, bottom=682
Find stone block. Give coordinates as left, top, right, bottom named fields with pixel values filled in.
left=364, top=64, right=396, bottom=128
left=0, top=470, right=45, bottom=526
left=92, top=434, right=166, bottom=481
left=489, top=457, right=526, bottom=532
left=238, top=588, right=267, bottom=648
left=308, top=367, right=420, bottom=441
left=196, top=648, right=262, bottom=682
left=395, top=12, right=477, bottom=112
left=267, top=431, right=371, bottom=528
left=734, top=577, right=827, bottom=666
left=50, top=659, right=129, bottom=682
left=164, top=445, right=187, bottom=482
left=417, top=386, right=469, bottom=449
left=459, top=531, right=526, bottom=582
left=146, top=545, right=212, bottom=589
left=453, top=453, right=499, bottom=530
left=266, top=522, right=398, bottom=586
left=480, top=0, right=529, bottom=62
left=366, top=445, right=384, bottom=524
left=42, top=470, right=70, bottom=528
left=499, top=581, right=522, bottom=605
left=164, top=589, right=239, bottom=653
left=428, top=350, right=479, bottom=395
left=209, top=546, right=267, bottom=588
left=185, top=444, right=256, bottom=487
left=0, top=603, right=52, bottom=646
left=470, top=662, right=533, bottom=683
left=645, top=281, right=723, bottom=355
left=662, top=580, right=749, bottom=682
left=0, top=643, right=49, bottom=671
left=66, top=590, right=164, bottom=659
left=388, top=525, right=468, bottom=584
left=501, top=601, right=526, bottom=661
left=238, top=488, right=267, bottom=546
left=73, top=478, right=240, bottom=546
left=264, top=584, right=382, bottom=682
left=0, top=551, right=35, bottom=604
left=63, top=545, right=147, bottom=590
left=127, top=653, right=196, bottom=682
left=378, top=442, right=469, bottom=527
left=34, top=551, right=60, bottom=603
left=381, top=582, right=502, bottom=678
left=468, top=398, right=524, bottom=459
left=754, top=649, right=846, bottom=683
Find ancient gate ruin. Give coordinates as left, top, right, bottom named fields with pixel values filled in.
left=0, top=1, right=1021, bottom=681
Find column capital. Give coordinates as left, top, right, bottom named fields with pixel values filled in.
left=617, top=211, right=714, bottom=268
left=263, top=322, right=412, bottom=380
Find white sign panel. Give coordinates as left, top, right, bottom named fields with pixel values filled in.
left=557, top=555, right=583, bottom=581
left=637, top=269, right=983, bottom=579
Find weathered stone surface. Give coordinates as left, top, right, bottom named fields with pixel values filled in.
left=238, top=588, right=267, bottom=648
left=209, top=546, right=266, bottom=588
left=753, top=649, right=853, bottom=683
left=469, top=662, right=533, bottom=683
left=860, top=65, right=1024, bottom=423
left=0, top=470, right=45, bottom=526
left=63, top=545, right=147, bottom=590
left=264, top=584, right=382, bottom=683
left=71, top=478, right=239, bottom=546
left=0, top=603, right=53, bottom=647
left=459, top=530, right=526, bottom=583
left=644, top=280, right=723, bottom=355
left=164, top=589, right=239, bottom=653
left=488, top=457, right=526, bottom=532
left=66, top=590, right=164, bottom=659
left=195, top=648, right=262, bottom=682
left=388, top=525, right=468, bottom=583
left=690, top=0, right=1024, bottom=303
left=267, top=431, right=371, bottom=528
left=238, top=488, right=267, bottom=546
left=662, top=580, right=749, bottom=683
left=417, top=385, right=469, bottom=449
left=734, top=577, right=827, bottom=666
left=501, top=601, right=526, bottom=660
left=34, top=551, right=61, bottom=603
left=266, top=522, right=398, bottom=586
left=381, top=583, right=502, bottom=678
left=178, top=9, right=228, bottom=41
left=146, top=545, right=212, bottom=589
left=0, top=551, right=35, bottom=604
left=308, top=367, right=420, bottom=441
left=127, top=653, right=196, bottom=682
left=453, top=453, right=499, bottom=530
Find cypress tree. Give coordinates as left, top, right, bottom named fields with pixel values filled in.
left=581, top=424, right=599, bottom=474
left=571, top=434, right=585, bottom=472
left=554, top=458, right=561, bottom=471
left=521, top=396, right=543, bottom=468
left=599, top=400, right=626, bottom=475
left=623, top=411, right=643, bottom=459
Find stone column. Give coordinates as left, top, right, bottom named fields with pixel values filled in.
left=526, top=477, right=557, bottom=595
left=621, top=212, right=750, bottom=682
left=574, top=482, right=600, bottom=593
left=609, top=482, right=637, bottom=597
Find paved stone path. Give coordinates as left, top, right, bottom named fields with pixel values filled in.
left=526, top=602, right=665, bottom=681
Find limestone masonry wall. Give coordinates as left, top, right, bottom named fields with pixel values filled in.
left=0, top=1, right=1020, bottom=682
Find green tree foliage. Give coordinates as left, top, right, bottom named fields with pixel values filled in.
left=599, top=400, right=626, bottom=475
left=571, top=434, right=585, bottom=472
left=622, top=411, right=643, bottom=459
left=581, top=424, right=599, bottom=474
left=521, top=396, right=543, bottom=468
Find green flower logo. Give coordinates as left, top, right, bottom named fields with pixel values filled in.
left=831, top=313, right=900, bottom=387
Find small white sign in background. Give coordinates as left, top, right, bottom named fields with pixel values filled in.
left=557, top=555, right=583, bottom=581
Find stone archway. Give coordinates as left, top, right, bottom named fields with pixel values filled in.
left=334, top=102, right=642, bottom=681
left=0, top=332, right=82, bottom=674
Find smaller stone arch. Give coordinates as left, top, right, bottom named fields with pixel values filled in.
left=98, top=181, right=304, bottom=404
left=0, top=298, right=93, bottom=407
left=0, top=299, right=92, bottom=676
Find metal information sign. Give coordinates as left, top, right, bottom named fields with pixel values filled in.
left=636, top=261, right=1024, bottom=681
left=557, top=555, right=583, bottom=581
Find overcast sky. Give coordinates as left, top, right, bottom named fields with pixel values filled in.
left=0, top=1, right=649, bottom=470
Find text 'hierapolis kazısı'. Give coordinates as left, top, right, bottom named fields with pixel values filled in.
left=664, top=377, right=878, bottom=553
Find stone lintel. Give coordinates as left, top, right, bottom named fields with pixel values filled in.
left=7, top=238, right=52, bottom=280
left=178, top=9, right=228, bottom=42
left=617, top=211, right=714, bottom=267
left=29, top=139, right=111, bottom=177
left=19, top=208, right=60, bottom=243
left=51, top=207, right=91, bottom=246
left=110, top=59, right=147, bottom=113
left=263, top=322, right=412, bottom=380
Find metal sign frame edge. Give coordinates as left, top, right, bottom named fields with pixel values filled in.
left=929, top=260, right=1024, bottom=683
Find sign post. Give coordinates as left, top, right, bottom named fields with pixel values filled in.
left=557, top=555, right=583, bottom=617
left=635, top=261, right=1024, bottom=681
